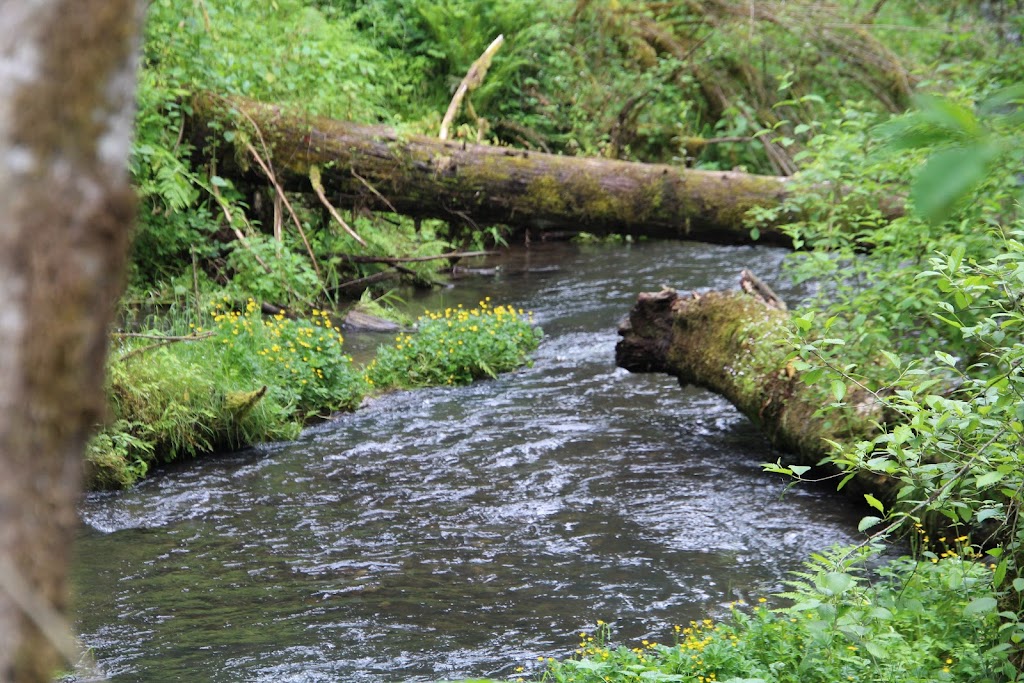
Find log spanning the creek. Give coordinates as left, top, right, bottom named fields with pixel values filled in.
left=615, top=271, right=897, bottom=501
left=195, top=94, right=799, bottom=245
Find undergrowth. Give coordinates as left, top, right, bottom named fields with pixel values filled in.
left=486, top=548, right=1016, bottom=683
left=88, top=298, right=541, bottom=488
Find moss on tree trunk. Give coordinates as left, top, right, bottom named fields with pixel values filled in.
left=615, top=278, right=897, bottom=502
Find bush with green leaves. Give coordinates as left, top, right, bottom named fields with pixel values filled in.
left=754, top=72, right=1024, bottom=666
left=517, top=548, right=1014, bottom=683
left=87, top=300, right=365, bottom=487
left=367, top=299, right=542, bottom=389
left=89, top=297, right=544, bottom=487
left=91, top=336, right=299, bottom=489
left=210, top=298, right=366, bottom=415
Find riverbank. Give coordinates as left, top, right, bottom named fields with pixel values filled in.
left=88, top=296, right=541, bottom=489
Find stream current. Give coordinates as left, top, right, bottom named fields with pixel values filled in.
left=72, top=241, right=863, bottom=682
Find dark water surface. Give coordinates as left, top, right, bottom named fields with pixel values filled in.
left=72, top=242, right=862, bottom=682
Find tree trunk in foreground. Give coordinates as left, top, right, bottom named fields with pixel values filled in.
left=615, top=276, right=896, bottom=501
left=0, top=2, right=140, bottom=680
left=197, top=95, right=798, bottom=246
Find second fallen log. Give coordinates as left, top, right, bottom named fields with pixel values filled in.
left=199, top=95, right=798, bottom=246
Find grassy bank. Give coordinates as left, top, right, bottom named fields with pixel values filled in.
left=88, top=298, right=541, bottom=489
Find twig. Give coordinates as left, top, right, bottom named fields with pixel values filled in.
left=191, top=247, right=201, bottom=311
left=272, top=191, right=282, bottom=241
left=331, top=269, right=400, bottom=291
left=341, top=250, right=497, bottom=264
left=860, top=0, right=889, bottom=24
left=439, top=35, right=505, bottom=140
left=740, top=269, right=787, bottom=310
left=192, top=0, right=211, bottom=33
left=208, top=181, right=272, bottom=274
left=244, top=141, right=322, bottom=279
left=113, top=331, right=216, bottom=341
left=115, top=331, right=216, bottom=362
left=309, top=165, right=367, bottom=246
left=351, top=170, right=399, bottom=215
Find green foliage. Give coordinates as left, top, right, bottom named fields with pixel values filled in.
left=753, top=44, right=1024, bottom=667
left=224, top=234, right=323, bottom=307
left=752, top=83, right=1023, bottom=396
left=87, top=300, right=364, bottom=487
left=144, top=0, right=391, bottom=120
left=91, top=336, right=300, bottom=489
left=367, top=299, right=542, bottom=388
left=525, top=550, right=1014, bottom=682
left=89, top=297, right=543, bottom=487
left=814, top=234, right=1024, bottom=646
left=881, top=86, right=1024, bottom=223
left=129, top=69, right=219, bottom=284
left=210, top=298, right=365, bottom=414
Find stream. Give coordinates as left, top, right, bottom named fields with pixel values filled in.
left=72, top=241, right=864, bottom=682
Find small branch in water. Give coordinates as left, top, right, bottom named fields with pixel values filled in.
left=331, top=269, right=401, bottom=292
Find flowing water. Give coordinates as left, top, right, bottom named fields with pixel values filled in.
left=72, top=241, right=864, bottom=682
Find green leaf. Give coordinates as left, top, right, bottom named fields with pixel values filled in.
left=858, top=515, right=883, bottom=532
left=1012, top=578, right=1024, bottom=593
left=993, top=558, right=1008, bottom=587
left=864, top=493, right=884, bottom=513
left=976, top=507, right=1002, bottom=523
left=911, top=144, right=995, bottom=223
left=963, top=596, right=998, bottom=616
left=916, top=94, right=983, bottom=137
left=975, top=471, right=1004, bottom=488
left=830, top=380, right=847, bottom=402
left=821, top=572, right=855, bottom=596
left=801, top=367, right=825, bottom=385
left=879, top=350, right=901, bottom=368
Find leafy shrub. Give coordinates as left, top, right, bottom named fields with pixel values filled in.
left=223, top=235, right=324, bottom=308
left=210, top=298, right=366, bottom=414
left=91, top=338, right=300, bottom=488
left=527, top=550, right=1014, bottom=683
left=367, top=299, right=542, bottom=388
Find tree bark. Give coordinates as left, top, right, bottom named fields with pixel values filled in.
left=0, top=2, right=140, bottom=680
left=615, top=276, right=896, bottom=501
left=197, top=95, right=800, bottom=246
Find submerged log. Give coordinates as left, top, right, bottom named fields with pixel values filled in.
left=615, top=273, right=896, bottom=501
left=196, top=95, right=799, bottom=246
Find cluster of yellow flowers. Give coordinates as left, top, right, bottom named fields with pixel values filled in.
left=210, top=299, right=346, bottom=385
left=423, top=297, right=532, bottom=324
left=912, top=523, right=976, bottom=562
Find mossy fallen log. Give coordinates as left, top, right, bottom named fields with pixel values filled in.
left=195, top=94, right=801, bottom=246
left=615, top=273, right=897, bottom=502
